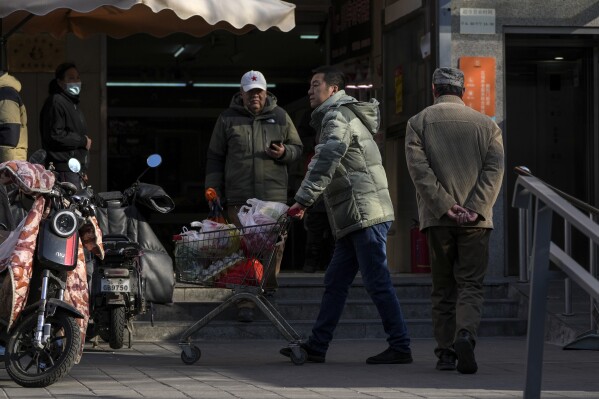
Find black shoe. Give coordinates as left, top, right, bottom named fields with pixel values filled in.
left=454, top=330, right=478, bottom=374
left=436, top=350, right=457, bottom=371
left=280, top=343, right=325, bottom=363
left=366, top=347, right=413, bottom=364
left=236, top=307, right=254, bottom=323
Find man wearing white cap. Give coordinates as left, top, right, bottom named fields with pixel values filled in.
left=205, top=70, right=302, bottom=322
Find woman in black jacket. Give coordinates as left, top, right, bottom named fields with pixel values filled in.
left=40, top=62, right=92, bottom=186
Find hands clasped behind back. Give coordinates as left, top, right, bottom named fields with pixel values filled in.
left=446, top=204, right=478, bottom=225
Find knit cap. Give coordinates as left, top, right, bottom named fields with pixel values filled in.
left=432, top=67, right=464, bottom=88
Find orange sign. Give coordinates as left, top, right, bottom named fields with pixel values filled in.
left=458, top=57, right=496, bottom=117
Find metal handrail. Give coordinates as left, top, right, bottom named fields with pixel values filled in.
left=512, top=174, right=599, bottom=399
left=516, top=166, right=598, bottom=316
left=514, top=166, right=599, bottom=216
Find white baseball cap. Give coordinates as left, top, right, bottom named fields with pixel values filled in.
left=241, top=70, right=267, bottom=92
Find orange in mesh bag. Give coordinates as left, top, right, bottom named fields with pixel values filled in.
left=214, top=258, right=263, bottom=288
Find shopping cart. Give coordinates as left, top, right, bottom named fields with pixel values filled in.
left=174, top=214, right=307, bottom=365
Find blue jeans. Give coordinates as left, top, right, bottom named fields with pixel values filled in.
left=307, top=222, right=411, bottom=353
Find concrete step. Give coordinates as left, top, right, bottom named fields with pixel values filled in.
left=124, top=276, right=525, bottom=344
left=130, top=317, right=527, bottom=343
left=139, top=298, right=520, bottom=322
left=173, top=276, right=511, bottom=302
left=512, top=280, right=597, bottom=345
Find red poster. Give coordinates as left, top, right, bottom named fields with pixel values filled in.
left=458, top=57, right=496, bottom=117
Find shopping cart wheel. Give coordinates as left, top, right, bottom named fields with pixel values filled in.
left=181, top=345, right=202, bottom=365
left=290, top=347, right=307, bottom=365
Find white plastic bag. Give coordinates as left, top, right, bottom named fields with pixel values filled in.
left=200, top=219, right=236, bottom=233
left=198, top=219, right=240, bottom=253
left=237, top=199, right=287, bottom=254
left=237, top=198, right=288, bottom=227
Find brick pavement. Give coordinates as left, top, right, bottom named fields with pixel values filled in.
left=0, top=337, right=598, bottom=398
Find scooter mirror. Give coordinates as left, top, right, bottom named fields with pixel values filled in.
left=68, top=158, right=81, bottom=173
left=147, top=154, right=162, bottom=168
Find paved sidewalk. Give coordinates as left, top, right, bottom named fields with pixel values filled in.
left=0, top=337, right=597, bottom=398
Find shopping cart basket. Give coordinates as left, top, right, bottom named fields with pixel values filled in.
left=174, top=214, right=307, bottom=365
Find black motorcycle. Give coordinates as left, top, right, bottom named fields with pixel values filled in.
left=0, top=158, right=103, bottom=387
left=89, top=234, right=143, bottom=349
left=90, top=154, right=175, bottom=349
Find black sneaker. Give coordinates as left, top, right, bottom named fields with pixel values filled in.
left=454, top=330, right=478, bottom=374
left=366, top=347, right=413, bottom=364
left=280, top=343, right=325, bottom=363
left=436, top=350, right=457, bottom=371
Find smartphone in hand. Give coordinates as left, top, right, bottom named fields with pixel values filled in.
left=270, top=140, right=282, bottom=148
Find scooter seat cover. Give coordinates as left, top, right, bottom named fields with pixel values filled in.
left=95, top=205, right=174, bottom=304
left=0, top=160, right=54, bottom=195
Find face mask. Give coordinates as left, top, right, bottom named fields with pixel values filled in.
left=66, top=82, right=81, bottom=96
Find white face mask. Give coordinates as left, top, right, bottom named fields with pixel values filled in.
left=66, top=82, right=81, bottom=96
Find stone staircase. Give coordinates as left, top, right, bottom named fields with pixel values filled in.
left=130, top=274, right=527, bottom=343
left=511, top=278, right=598, bottom=346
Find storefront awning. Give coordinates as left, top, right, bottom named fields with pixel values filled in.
left=0, top=0, right=296, bottom=39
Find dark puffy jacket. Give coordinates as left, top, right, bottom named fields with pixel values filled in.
left=39, top=81, right=88, bottom=172
left=205, top=92, right=302, bottom=205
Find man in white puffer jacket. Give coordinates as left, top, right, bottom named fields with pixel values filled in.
left=282, top=66, right=412, bottom=365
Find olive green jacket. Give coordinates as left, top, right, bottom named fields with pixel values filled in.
left=294, top=91, right=394, bottom=239
left=405, top=95, right=505, bottom=230
left=0, top=73, right=28, bottom=161
left=205, top=92, right=302, bottom=205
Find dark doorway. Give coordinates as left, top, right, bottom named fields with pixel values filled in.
left=505, top=34, right=599, bottom=275
left=105, top=29, right=326, bottom=270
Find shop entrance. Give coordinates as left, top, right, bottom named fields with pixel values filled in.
left=505, top=33, right=599, bottom=275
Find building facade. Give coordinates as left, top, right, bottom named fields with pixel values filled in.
left=377, top=0, right=599, bottom=276
left=9, top=0, right=599, bottom=276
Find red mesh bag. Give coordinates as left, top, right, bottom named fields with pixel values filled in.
left=215, top=258, right=263, bottom=287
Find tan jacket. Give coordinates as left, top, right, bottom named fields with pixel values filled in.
left=405, top=95, right=504, bottom=230
left=0, top=73, right=28, bottom=161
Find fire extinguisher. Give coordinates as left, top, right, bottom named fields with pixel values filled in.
left=410, top=219, right=431, bottom=273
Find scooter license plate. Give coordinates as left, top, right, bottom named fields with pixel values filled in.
left=101, top=278, right=131, bottom=293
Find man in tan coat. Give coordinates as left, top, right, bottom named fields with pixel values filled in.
left=405, top=67, right=504, bottom=374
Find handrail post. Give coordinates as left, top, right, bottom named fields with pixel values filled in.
left=526, top=200, right=534, bottom=278
left=519, top=208, right=528, bottom=282
left=563, top=221, right=573, bottom=316
left=590, top=213, right=598, bottom=331
left=524, top=199, right=553, bottom=399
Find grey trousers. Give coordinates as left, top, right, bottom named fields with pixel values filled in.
left=426, top=226, right=491, bottom=358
